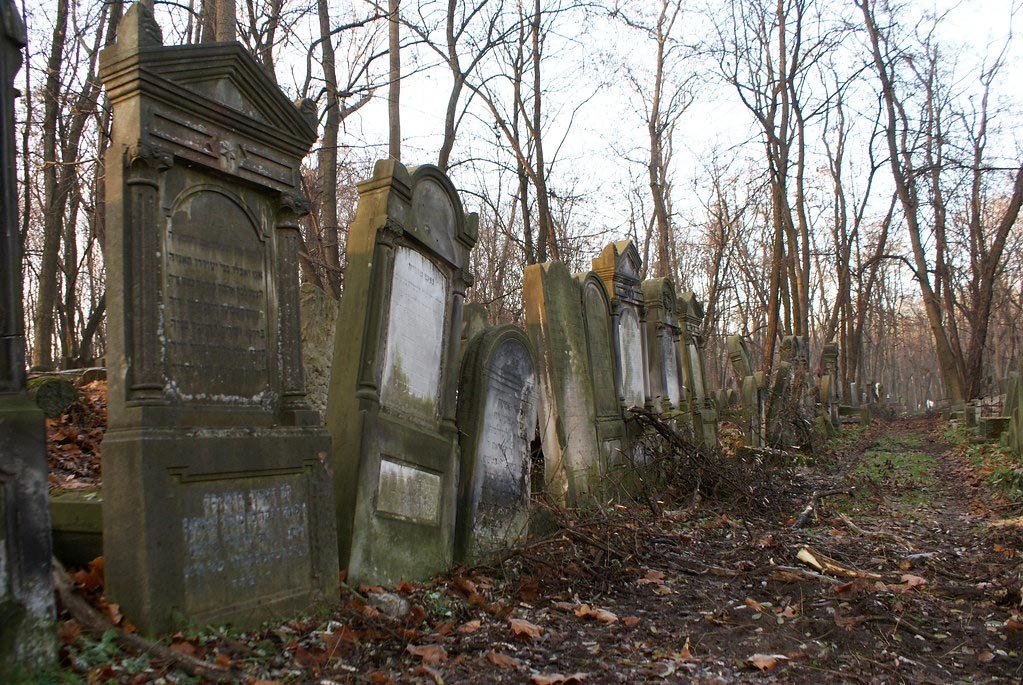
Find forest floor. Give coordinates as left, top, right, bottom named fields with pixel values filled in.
left=47, top=411, right=1023, bottom=684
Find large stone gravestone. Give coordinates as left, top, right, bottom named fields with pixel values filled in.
left=523, top=261, right=601, bottom=504
left=326, top=160, right=477, bottom=585
left=641, top=278, right=685, bottom=412
left=99, top=5, right=338, bottom=633
left=0, top=0, right=57, bottom=674
left=455, top=325, right=537, bottom=563
left=576, top=272, right=628, bottom=469
left=679, top=292, right=718, bottom=447
left=592, top=241, right=647, bottom=410
left=727, top=335, right=765, bottom=447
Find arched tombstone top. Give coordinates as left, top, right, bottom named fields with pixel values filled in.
left=575, top=271, right=620, bottom=417
left=641, top=278, right=678, bottom=327
left=356, top=160, right=478, bottom=268
left=592, top=239, right=643, bottom=305
left=576, top=271, right=613, bottom=315
left=679, top=292, right=705, bottom=331
left=727, top=335, right=754, bottom=378
left=780, top=335, right=808, bottom=365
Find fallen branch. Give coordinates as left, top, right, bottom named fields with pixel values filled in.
left=796, top=545, right=882, bottom=580
left=792, top=487, right=854, bottom=528
left=838, top=513, right=915, bottom=551
left=52, top=559, right=241, bottom=682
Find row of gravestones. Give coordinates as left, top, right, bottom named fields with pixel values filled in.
left=0, top=6, right=804, bottom=672
left=521, top=242, right=719, bottom=505
left=725, top=334, right=824, bottom=448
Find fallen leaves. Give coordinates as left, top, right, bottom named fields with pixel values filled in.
left=573, top=604, right=618, bottom=624
left=486, top=650, right=521, bottom=669
left=508, top=618, right=543, bottom=640
left=747, top=653, right=788, bottom=671
left=406, top=643, right=448, bottom=664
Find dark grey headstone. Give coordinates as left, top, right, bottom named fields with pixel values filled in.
left=99, top=4, right=337, bottom=633
left=0, top=0, right=56, bottom=675
left=455, top=326, right=537, bottom=563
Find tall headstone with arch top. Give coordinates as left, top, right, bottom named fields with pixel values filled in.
left=0, top=0, right=57, bottom=674
left=592, top=241, right=648, bottom=411
left=99, top=3, right=337, bottom=633
left=326, top=160, right=477, bottom=585
left=727, top=335, right=765, bottom=447
left=679, top=292, right=718, bottom=447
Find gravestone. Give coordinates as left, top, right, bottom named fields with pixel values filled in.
left=460, top=302, right=489, bottom=351
left=641, top=278, right=684, bottom=412
left=0, top=0, right=56, bottom=674
left=576, top=272, right=628, bottom=468
left=326, top=160, right=477, bottom=585
left=99, top=5, right=337, bottom=633
left=523, top=261, right=601, bottom=504
left=727, top=335, right=765, bottom=447
left=819, top=342, right=841, bottom=432
left=765, top=359, right=793, bottom=447
left=592, top=241, right=647, bottom=410
left=679, top=292, right=718, bottom=447
left=300, top=283, right=338, bottom=421
left=455, top=325, right=537, bottom=563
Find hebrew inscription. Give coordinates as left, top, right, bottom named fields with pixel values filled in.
left=181, top=478, right=312, bottom=616
left=381, top=247, right=447, bottom=421
left=165, top=188, right=269, bottom=401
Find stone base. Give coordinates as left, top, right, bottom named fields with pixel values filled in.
left=978, top=416, right=1010, bottom=441
left=0, top=396, right=56, bottom=678
left=102, top=426, right=337, bottom=634
left=50, top=488, right=103, bottom=568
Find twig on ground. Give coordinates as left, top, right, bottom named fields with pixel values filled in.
left=838, top=512, right=915, bottom=551
left=52, top=559, right=240, bottom=682
left=792, top=487, right=854, bottom=528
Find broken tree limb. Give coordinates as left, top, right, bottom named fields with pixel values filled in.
left=838, top=513, right=915, bottom=551
left=52, top=559, right=241, bottom=682
left=795, top=545, right=883, bottom=580
left=791, top=487, right=854, bottom=528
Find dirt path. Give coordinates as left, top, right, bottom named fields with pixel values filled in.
left=57, top=418, right=1023, bottom=683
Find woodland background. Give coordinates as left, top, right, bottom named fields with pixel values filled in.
left=14, top=0, right=1023, bottom=407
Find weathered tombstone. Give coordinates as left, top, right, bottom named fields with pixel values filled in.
left=300, top=283, right=339, bottom=421
left=523, top=261, right=601, bottom=503
left=0, top=0, right=57, bottom=674
left=461, top=302, right=489, bottom=349
left=641, top=278, right=685, bottom=412
left=326, top=160, right=477, bottom=585
left=820, top=343, right=840, bottom=429
left=576, top=272, right=628, bottom=468
left=679, top=292, right=718, bottom=447
left=849, top=382, right=860, bottom=408
left=727, top=335, right=765, bottom=447
left=592, top=241, right=647, bottom=410
left=455, top=325, right=537, bottom=563
left=99, top=5, right=338, bottom=632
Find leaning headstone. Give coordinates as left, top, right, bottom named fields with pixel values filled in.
left=524, top=261, right=601, bottom=503
left=592, top=241, right=647, bottom=410
left=575, top=272, right=628, bottom=469
left=455, top=325, right=537, bottom=563
left=99, top=5, right=338, bottom=633
left=0, top=0, right=57, bottom=673
left=727, top=335, right=765, bottom=447
left=641, top=278, right=684, bottom=411
left=679, top=292, right=718, bottom=447
left=326, top=160, right=477, bottom=585
left=300, top=283, right=339, bottom=421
